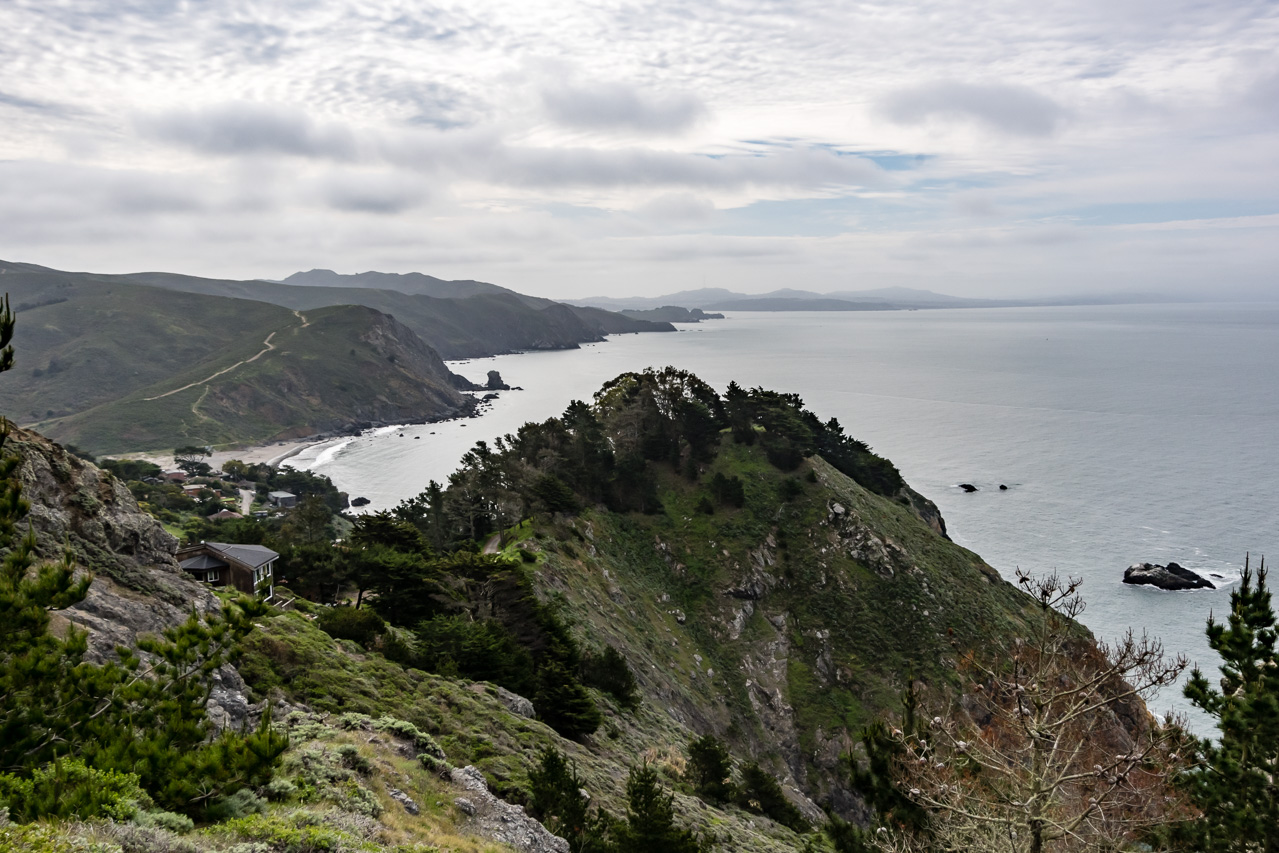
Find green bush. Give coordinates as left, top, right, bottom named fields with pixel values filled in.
left=224, top=811, right=361, bottom=853
left=408, top=615, right=536, bottom=697
left=372, top=716, right=445, bottom=758
left=534, top=659, right=601, bottom=741
left=0, top=758, right=142, bottom=823
left=316, top=607, right=386, bottom=648
left=265, top=779, right=298, bottom=802
left=205, top=788, right=266, bottom=822
left=336, top=744, right=372, bottom=775
left=134, top=808, right=196, bottom=834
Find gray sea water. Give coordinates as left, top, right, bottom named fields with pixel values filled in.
left=290, top=304, right=1279, bottom=731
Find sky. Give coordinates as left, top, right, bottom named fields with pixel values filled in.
left=1, top=0, right=1277, bottom=300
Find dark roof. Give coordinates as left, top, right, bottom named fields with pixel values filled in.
left=180, top=554, right=229, bottom=571
left=205, top=542, right=278, bottom=569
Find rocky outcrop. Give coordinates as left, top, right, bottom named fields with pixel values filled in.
left=1123, top=562, right=1215, bottom=591
left=494, top=686, right=536, bottom=718
left=450, top=765, right=570, bottom=853
left=9, top=426, right=256, bottom=726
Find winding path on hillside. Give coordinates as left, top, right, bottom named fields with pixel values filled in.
left=142, top=312, right=309, bottom=401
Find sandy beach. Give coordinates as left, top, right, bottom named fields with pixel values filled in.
left=106, top=438, right=325, bottom=473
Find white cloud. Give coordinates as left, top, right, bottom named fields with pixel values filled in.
left=0, top=0, right=1275, bottom=299
left=541, top=79, right=707, bottom=135
left=878, top=81, right=1066, bottom=137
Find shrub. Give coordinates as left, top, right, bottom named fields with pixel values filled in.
left=372, top=716, right=445, bottom=757
left=265, top=779, right=298, bottom=802
left=224, top=812, right=360, bottom=852
left=0, top=759, right=142, bottom=823
left=410, top=615, right=536, bottom=697
left=316, top=607, right=386, bottom=648
left=336, top=745, right=372, bottom=775
left=708, top=472, right=746, bottom=508
left=134, top=809, right=196, bottom=834
left=205, top=788, right=266, bottom=822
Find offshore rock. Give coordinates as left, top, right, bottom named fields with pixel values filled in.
left=1123, top=562, right=1215, bottom=591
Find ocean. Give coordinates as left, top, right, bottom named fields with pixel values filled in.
left=289, top=303, right=1279, bottom=731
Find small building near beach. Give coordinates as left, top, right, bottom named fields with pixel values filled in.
left=177, top=541, right=277, bottom=599
left=268, top=490, right=297, bottom=508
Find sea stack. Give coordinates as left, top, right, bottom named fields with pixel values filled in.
left=1123, top=562, right=1215, bottom=591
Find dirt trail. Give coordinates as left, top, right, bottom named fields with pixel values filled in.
left=482, top=534, right=501, bottom=554
left=143, top=312, right=308, bottom=402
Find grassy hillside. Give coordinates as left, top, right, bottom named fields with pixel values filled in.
left=0, top=267, right=296, bottom=423
left=31, top=303, right=474, bottom=454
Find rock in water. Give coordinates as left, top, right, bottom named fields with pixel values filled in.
left=1123, top=562, right=1215, bottom=591
left=959, top=483, right=978, bottom=493
left=486, top=370, right=511, bottom=391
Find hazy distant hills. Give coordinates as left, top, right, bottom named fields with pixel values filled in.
left=0, top=260, right=672, bottom=452
left=570, top=285, right=1178, bottom=312
left=116, top=269, right=672, bottom=359
left=282, top=268, right=528, bottom=303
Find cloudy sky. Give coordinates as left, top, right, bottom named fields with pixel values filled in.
left=1, top=0, right=1276, bottom=299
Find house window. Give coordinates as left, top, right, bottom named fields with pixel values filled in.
left=208, top=570, right=219, bottom=582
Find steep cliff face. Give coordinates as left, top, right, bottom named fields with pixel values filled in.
left=521, top=444, right=1034, bottom=819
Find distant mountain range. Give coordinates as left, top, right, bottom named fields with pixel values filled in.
left=569, top=285, right=1183, bottom=312
left=0, top=261, right=672, bottom=453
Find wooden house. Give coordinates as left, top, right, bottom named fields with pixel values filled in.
left=176, top=541, right=277, bottom=599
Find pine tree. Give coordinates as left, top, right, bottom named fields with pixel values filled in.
left=686, top=734, right=735, bottom=803
left=1179, top=556, right=1279, bottom=852
left=612, top=762, right=705, bottom=853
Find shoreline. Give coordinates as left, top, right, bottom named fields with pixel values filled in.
left=108, top=437, right=332, bottom=473
left=107, top=394, right=497, bottom=474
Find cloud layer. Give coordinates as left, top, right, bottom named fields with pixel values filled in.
left=0, top=0, right=1275, bottom=299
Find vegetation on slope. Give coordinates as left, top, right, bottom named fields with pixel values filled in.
left=254, top=367, right=1041, bottom=820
